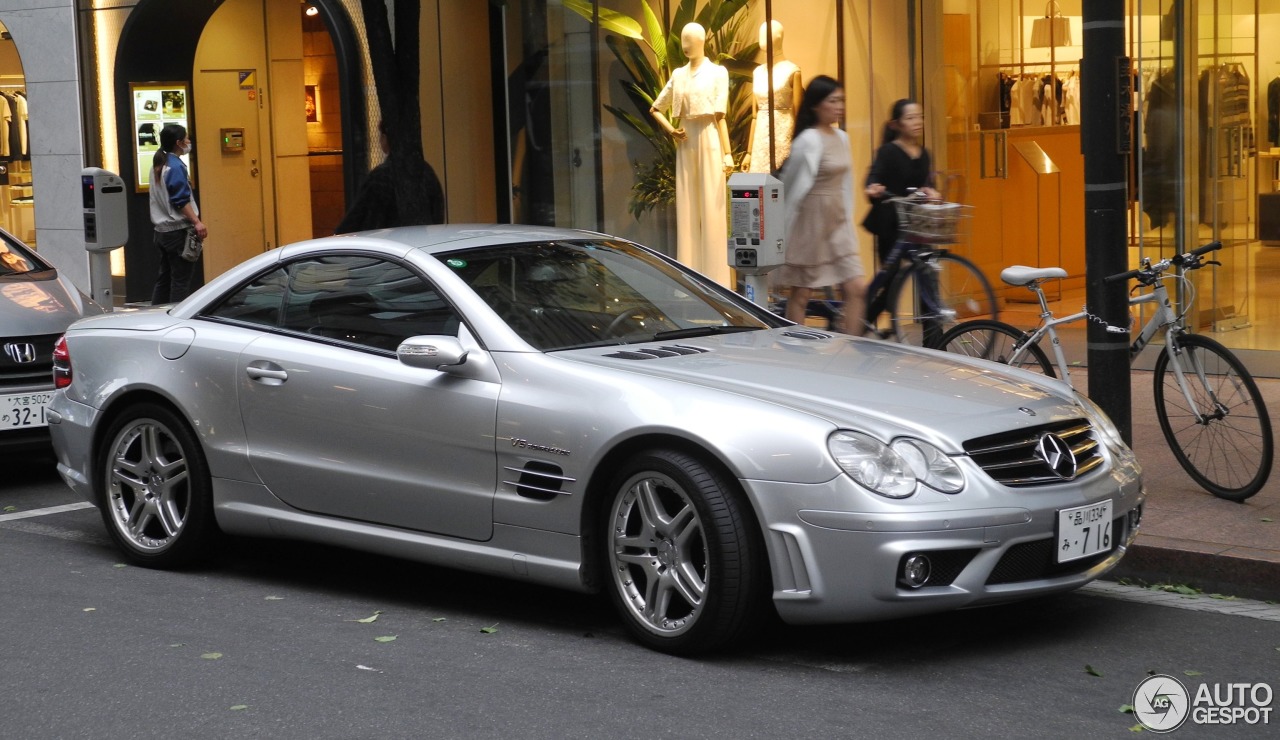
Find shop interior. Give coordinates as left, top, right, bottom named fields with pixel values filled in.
left=0, top=24, right=31, bottom=248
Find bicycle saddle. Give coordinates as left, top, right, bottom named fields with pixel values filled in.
left=1000, top=266, right=1067, bottom=286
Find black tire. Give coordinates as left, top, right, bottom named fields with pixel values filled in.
left=937, top=319, right=1056, bottom=377
left=1153, top=333, right=1274, bottom=501
left=601, top=449, right=766, bottom=654
left=96, top=402, right=219, bottom=567
left=888, top=251, right=998, bottom=348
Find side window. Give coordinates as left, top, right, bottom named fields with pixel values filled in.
left=206, top=267, right=288, bottom=326
left=278, top=255, right=460, bottom=352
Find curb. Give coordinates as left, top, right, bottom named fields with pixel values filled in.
left=1107, top=541, right=1280, bottom=603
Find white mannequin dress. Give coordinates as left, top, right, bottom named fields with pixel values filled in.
left=748, top=60, right=799, bottom=173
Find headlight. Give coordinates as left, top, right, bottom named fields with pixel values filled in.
left=891, top=439, right=965, bottom=493
left=1074, top=392, right=1128, bottom=453
left=828, top=432, right=965, bottom=498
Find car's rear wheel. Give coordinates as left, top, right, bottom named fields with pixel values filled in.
left=602, top=449, right=765, bottom=654
left=97, top=402, right=218, bottom=568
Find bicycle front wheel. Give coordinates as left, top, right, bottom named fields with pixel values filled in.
left=1153, top=333, right=1273, bottom=501
left=936, top=319, right=1056, bottom=377
left=888, top=252, right=998, bottom=348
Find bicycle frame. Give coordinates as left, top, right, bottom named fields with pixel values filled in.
left=1014, top=273, right=1218, bottom=424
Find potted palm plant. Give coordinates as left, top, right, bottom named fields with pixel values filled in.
left=565, top=0, right=757, bottom=219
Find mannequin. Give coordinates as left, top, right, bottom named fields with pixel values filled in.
left=650, top=22, right=733, bottom=287
left=744, top=20, right=802, bottom=174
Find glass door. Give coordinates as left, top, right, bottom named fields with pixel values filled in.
left=1195, top=0, right=1256, bottom=331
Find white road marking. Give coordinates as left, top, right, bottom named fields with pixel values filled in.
left=1082, top=580, right=1280, bottom=621
left=0, top=501, right=94, bottom=522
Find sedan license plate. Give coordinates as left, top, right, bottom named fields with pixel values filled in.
left=1055, top=500, right=1114, bottom=563
left=1, top=391, right=53, bottom=431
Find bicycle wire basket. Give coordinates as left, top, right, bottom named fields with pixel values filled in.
left=893, top=198, right=974, bottom=245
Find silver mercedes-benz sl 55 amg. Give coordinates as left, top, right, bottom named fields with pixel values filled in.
left=47, top=225, right=1143, bottom=654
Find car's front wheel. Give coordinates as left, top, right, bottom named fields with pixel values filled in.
left=602, top=449, right=765, bottom=654
left=96, top=402, right=218, bottom=568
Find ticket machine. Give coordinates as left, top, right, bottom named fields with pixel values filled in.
left=82, top=167, right=129, bottom=310
left=727, top=173, right=784, bottom=307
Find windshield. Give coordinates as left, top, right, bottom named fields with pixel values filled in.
left=439, top=239, right=781, bottom=350
left=0, top=232, right=49, bottom=278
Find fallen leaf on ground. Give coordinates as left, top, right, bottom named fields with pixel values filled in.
left=264, top=596, right=284, bottom=601
left=83, top=607, right=96, bottom=612
left=229, top=705, right=248, bottom=711
left=432, top=617, right=447, bottom=622
left=374, top=635, right=397, bottom=643
left=1184, top=670, right=1203, bottom=676
left=480, top=624, right=499, bottom=634
left=2, top=506, right=15, bottom=512
left=1085, top=664, right=1103, bottom=677
left=1119, top=704, right=1134, bottom=714
left=113, top=563, right=127, bottom=569
left=348, top=611, right=382, bottom=624
left=201, top=652, right=223, bottom=660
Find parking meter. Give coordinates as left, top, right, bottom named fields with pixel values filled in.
left=82, top=167, right=129, bottom=309
left=727, top=173, right=784, bottom=307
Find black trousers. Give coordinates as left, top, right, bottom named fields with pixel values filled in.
left=151, top=228, right=198, bottom=305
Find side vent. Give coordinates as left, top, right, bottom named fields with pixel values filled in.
left=504, top=461, right=577, bottom=500
left=603, top=344, right=709, bottom=360
left=780, top=329, right=834, bottom=341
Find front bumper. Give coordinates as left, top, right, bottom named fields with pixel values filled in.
left=744, top=463, right=1144, bottom=625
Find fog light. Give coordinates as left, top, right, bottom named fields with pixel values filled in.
left=1129, top=504, right=1143, bottom=530
left=900, top=554, right=932, bottom=589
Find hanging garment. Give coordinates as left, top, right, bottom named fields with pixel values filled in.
left=1062, top=74, right=1081, bottom=125
left=1269, top=77, right=1280, bottom=146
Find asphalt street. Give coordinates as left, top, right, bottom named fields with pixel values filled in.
left=3, top=458, right=1278, bottom=739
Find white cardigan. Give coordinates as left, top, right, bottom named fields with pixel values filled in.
left=780, top=126, right=855, bottom=239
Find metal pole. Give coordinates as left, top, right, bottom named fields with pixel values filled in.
left=1081, top=0, right=1132, bottom=443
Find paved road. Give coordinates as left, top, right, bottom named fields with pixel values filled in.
left=3, top=460, right=1277, bottom=739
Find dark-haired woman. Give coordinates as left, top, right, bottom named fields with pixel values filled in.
left=775, top=75, right=866, bottom=334
left=862, top=99, right=939, bottom=263
left=149, top=123, right=206, bottom=304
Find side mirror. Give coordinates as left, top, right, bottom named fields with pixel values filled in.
left=396, top=335, right=468, bottom=370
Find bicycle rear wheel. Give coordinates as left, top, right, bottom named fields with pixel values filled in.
left=888, top=252, right=998, bottom=348
left=936, top=319, right=1056, bottom=377
left=1153, top=333, right=1273, bottom=501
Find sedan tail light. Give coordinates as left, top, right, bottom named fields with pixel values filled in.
left=52, top=335, right=72, bottom=388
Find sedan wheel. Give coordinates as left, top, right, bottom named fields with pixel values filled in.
left=604, top=449, right=764, bottom=653
left=98, top=403, right=217, bottom=567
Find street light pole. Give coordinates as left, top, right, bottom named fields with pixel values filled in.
left=1081, top=0, right=1133, bottom=443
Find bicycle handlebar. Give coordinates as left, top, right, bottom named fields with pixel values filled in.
left=1103, top=241, right=1222, bottom=284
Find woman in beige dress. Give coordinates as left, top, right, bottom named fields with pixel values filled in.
left=775, top=75, right=866, bottom=333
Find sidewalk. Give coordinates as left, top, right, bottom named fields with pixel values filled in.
left=1087, top=368, right=1280, bottom=601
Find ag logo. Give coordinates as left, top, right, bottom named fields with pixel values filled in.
left=1133, top=674, right=1190, bottom=733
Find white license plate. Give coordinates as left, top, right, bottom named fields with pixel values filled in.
left=1055, top=500, right=1114, bottom=563
left=1, top=391, right=53, bottom=431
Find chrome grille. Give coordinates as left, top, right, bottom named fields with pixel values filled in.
left=0, top=333, right=58, bottom=390
left=964, top=419, right=1104, bottom=487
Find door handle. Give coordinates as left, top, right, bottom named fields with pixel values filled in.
left=246, top=365, right=287, bottom=383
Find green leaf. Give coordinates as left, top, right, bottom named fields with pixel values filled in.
left=1184, top=670, right=1203, bottom=676
left=264, top=595, right=284, bottom=601
left=113, top=563, right=127, bottom=569
left=348, top=611, right=382, bottom=624
left=1085, top=664, right=1103, bottom=677
left=432, top=617, right=447, bottom=623
left=374, top=635, right=397, bottom=643
left=83, top=607, right=96, bottom=612
left=201, top=652, right=223, bottom=660
left=2, top=505, right=16, bottom=512
left=561, top=0, right=643, bottom=39
left=1119, top=704, right=1135, bottom=714
left=169, top=643, right=185, bottom=648
left=1128, top=723, right=1146, bottom=732
left=1261, top=517, right=1274, bottom=523
left=480, top=624, right=499, bottom=634
left=229, top=705, right=248, bottom=711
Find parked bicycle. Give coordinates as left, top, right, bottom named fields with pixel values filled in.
left=937, top=241, right=1273, bottom=501
left=863, top=192, right=998, bottom=346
